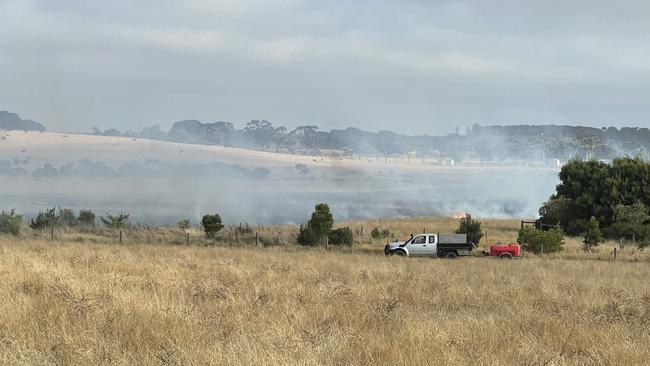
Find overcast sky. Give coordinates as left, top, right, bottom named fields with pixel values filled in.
left=2, top=0, right=650, bottom=134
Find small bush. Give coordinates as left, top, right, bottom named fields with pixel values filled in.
left=517, top=227, right=564, bottom=254
left=202, top=214, right=224, bottom=238
left=583, top=217, right=603, bottom=250
left=0, top=209, right=22, bottom=236
left=371, top=227, right=391, bottom=240
left=328, top=227, right=354, bottom=246
left=100, top=212, right=130, bottom=229
left=456, top=213, right=484, bottom=246
left=297, top=225, right=318, bottom=246
left=30, top=207, right=62, bottom=230
left=77, top=210, right=96, bottom=226
left=178, top=219, right=191, bottom=229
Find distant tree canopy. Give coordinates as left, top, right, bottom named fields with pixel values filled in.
left=539, top=157, right=650, bottom=237
left=77, top=210, right=96, bottom=226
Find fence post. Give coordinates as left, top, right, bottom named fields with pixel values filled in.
left=360, top=226, right=363, bottom=237
left=614, top=247, right=617, bottom=260
left=256, top=232, right=259, bottom=247
left=119, top=230, right=122, bottom=244
left=186, top=232, right=190, bottom=246
left=50, top=227, right=54, bottom=241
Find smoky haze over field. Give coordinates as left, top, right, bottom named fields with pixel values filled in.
left=0, top=132, right=558, bottom=224
left=4, top=1, right=646, bottom=223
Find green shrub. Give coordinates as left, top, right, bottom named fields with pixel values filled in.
left=0, top=209, right=22, bottom=236
left=201, top=214, right=224, bottom=238
left=371, top=227, right=391, bottom=240
left=583, top=217, right=603, bottom=250
left=77, top=210, right=96, bottom=226
left=30, top=207, right=62, bottom=230
left=328, top=227, right=354, bottom=246
left=517, top=227, right=564, bottom=254
left=297, top=225, right=318, bottom=246
left=456, top=213, right=484, bottom=246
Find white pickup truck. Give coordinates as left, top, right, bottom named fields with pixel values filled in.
left=384, top=233, right=473, bottom=258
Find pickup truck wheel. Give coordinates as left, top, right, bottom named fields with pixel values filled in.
left=445, top=251, right=458, bottom=259
left=394, top=250, right=406, bottom=256
left=499, top=253, right=513, bottom=259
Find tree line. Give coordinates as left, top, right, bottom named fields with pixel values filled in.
left=86, top=118, right=650, bottom=162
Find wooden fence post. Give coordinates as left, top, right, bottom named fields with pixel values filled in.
left=119, top=230, right=122, bottom=244
left=186, top=232, right=190, bottom=246
left=50, top=227, right=54, bottom=241
left=256, top=232, right=259, bottom=247
left=614, top=247, right=617, bottom=260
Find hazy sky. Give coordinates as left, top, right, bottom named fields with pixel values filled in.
left=2, top=0, right=650, bottom=134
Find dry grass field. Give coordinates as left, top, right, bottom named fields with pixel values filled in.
left=1, top=218, right=650, bottom=365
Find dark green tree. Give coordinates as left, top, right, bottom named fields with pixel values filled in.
left=609, top=202, right=650, bottom=242
left=201, top=214, right=224, bottom=238
left=456, top=213, right=484, bottom=246
left=298, top=203, right=334, bottom=246
left=540, top=157, right=650, bottom=236
left=538, top=197, right=570, bottom=228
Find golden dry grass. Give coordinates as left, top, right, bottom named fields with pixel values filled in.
left=1, top=219, right=650, bottom=365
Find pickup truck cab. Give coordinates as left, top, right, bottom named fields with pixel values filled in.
left=384, top=233, right=473, bottom=258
